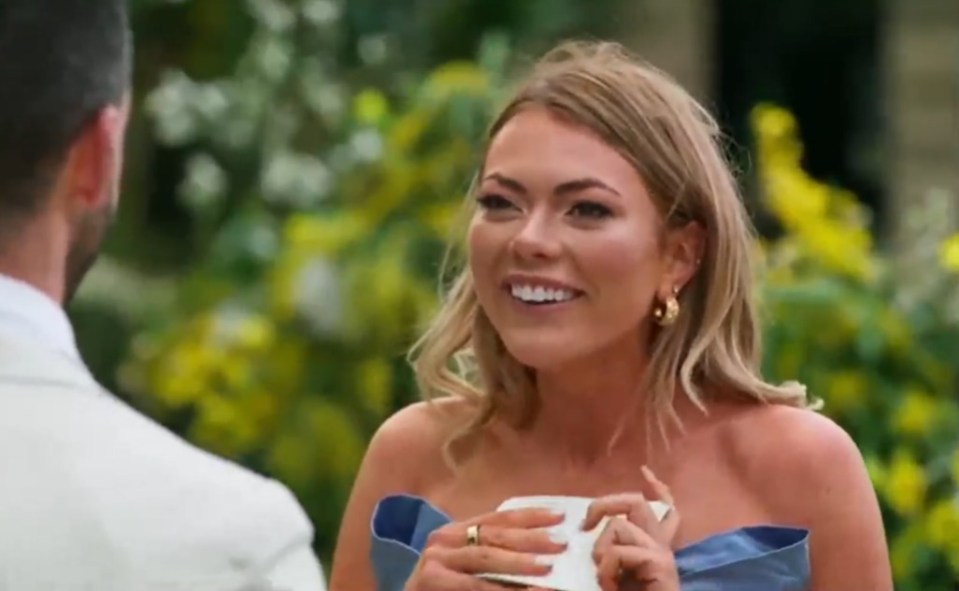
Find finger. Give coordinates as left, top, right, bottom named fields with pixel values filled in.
left=443, top=545, right=554, bottom=577
left=590, top=519, right=620, bottom=591
left=426, top=509, right=565, bottom=548
left=481, top=507, right=567, bottom=529
left=596, top=545, right=661, bottom=589
left=454, top=572, right=527, bottom=591
left=660, top=503, right=681, bottom=541
left=641, top=465, right=675, bottom=506
left=465, top=575, right=525, bottom=591
left=591, top=515, right=618, bottom=564
left=592, top=517, right=658, bottom=564
left=582, top=493, right=649, bottom=531
left=640, top=467, right=681, bottom=539
left=414, top=559, right=515, bottom=591
left=626, top=492, right=678, bottom=549
left=624, top=492, right=661, bottom=534
left=473, top=524, right=567, bottom=554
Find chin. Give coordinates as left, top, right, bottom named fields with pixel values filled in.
left=498, top=333, right=584, bottom=371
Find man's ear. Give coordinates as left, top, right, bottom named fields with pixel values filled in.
left=58, top=102, right=127, bottom=211
left=661, top=221, right=706, bottom=295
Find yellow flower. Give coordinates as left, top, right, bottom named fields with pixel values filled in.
left=283, top=211, right=369, bottom=256
left=751, top=103, right=878, bottom=282
left=305, top=399, right=365, bottom=481
left=268, top=429, right=320, bottom=491
left=751, top=104, right=799, bottom=146
left=425, top=62, right=489, bottom=99
left=233, top=314, right=275, bottom=351
left=389, top=112, right=430, bottom=152
left=364, top=161, right=416, bottom=223
left=154, top=340, right=216, bottom=407
left=883, top=450, right=927, bottom=516
left=344, top=236, right=420, bottom=344
left=878, top=309, right=911, bottom=353
left=800, top=221, right=874, bottom=280
left=421, top=201, right=466, bottom=238
left=219, top=356, right=254, bottom=391
left=825, top=371, right=868, bottom=415
left=353, top=88, right=389, bottom=125
left=192, top=394, right=260, bottom=457
left=773, top=343, right=803, bottom=379
left=356, top=358, right=393, bottom=417
left=925, top=498, right=959, bottom=549
left=864, top=455, right=886, bottom=489
left=941, top=234, right=959, bottom=272
left=893, top=388, right=939, bottom=437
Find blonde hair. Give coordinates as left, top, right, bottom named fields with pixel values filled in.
left=408, top=40, right=812, bottom=457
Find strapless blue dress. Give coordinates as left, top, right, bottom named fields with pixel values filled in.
left=369, top=494, right=810, bottom=591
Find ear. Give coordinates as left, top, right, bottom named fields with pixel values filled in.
left=659, top=221, right=705, bottom=298
left=58, top=99, right=129, bottom=212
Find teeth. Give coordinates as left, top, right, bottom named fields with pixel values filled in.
left=510, top=284, right=576, bottom=303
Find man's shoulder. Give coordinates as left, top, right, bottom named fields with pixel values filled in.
left=0, top=374, right=314, bottom=568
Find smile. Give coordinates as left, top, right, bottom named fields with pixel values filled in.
left=503, top=275, right=585, bottom=306
left=509, top=284, right=578, bottom=304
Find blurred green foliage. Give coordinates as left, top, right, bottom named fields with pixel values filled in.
left=114, top=0, right=517, bottom=557
left=755, top=105, right=959, bottom=590
left=68, top=0, right=959, bottom=588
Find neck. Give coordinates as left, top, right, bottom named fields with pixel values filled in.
left=525, top=336, right=654, bottom=464
left=0, top=219, right=68, bottom=306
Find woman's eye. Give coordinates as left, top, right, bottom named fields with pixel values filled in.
left=476, top=194, right=515, bottom=211
left=569, top=201, right=613, bottom=219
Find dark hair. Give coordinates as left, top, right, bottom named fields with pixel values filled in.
left=0, top=0, right=132, bottom=224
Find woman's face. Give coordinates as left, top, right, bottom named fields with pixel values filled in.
left=468, top=106, right=683, bottom=370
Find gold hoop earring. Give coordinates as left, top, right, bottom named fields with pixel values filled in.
left=653, top=288, right=680, bottom=327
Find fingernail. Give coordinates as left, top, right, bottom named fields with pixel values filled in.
left=549, top=531, right=568, bottom=545
left=535, top=555, right=555, bottom=567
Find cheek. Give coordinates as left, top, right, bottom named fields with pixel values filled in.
left=585, top=230, right=662, bottom=307
left=467, top=221, right=500, bottom=291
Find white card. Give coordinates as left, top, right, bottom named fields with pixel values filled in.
left=477, top=495, right=671, bottom=591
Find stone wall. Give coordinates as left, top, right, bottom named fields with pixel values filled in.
left=613, top=0, right=715, bottom=102
left=614, top=0, right=959, bottom=243
left=884, top=0, right=959, bottom=244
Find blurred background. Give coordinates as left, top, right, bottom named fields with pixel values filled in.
left=70, top=0, right=957, bottom=588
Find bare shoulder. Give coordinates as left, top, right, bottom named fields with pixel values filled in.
left=726, top=404, right=862, bottom=516
left=723, top=403, right=893, bottom=590
left=362, top=399, right=460, bottom=486
left=328, top=398, right=470, bottom=591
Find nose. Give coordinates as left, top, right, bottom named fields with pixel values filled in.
left=510, top=214, right=562, bottom=261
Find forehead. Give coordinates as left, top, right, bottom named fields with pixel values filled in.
left=484, top=107, right=640, bottom=184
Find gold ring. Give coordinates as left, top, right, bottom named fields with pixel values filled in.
left=466, top=524, right=481, bottom=546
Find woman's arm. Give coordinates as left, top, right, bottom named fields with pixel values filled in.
left=328, top=402, right=450, bottom=591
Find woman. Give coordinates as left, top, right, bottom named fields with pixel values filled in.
left=329, top=41, right=892, bottom=591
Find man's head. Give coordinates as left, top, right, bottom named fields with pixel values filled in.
left=0, top=0, right=132, bottom=304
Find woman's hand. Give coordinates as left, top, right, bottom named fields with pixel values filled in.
left=403, top=507, right=567, bottom=591
left=582, top=466, right=681, bottom=591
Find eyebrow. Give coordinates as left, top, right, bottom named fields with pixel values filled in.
left=482, top=172, right=622, bottom=198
